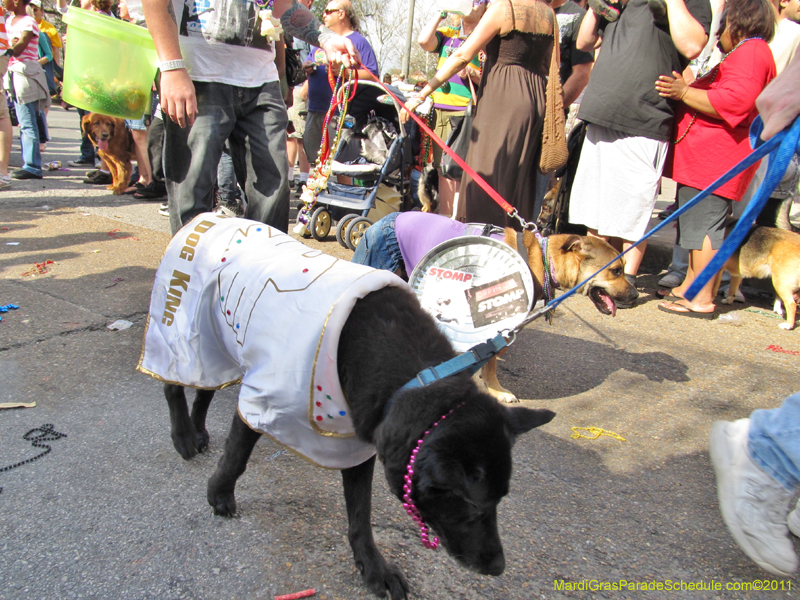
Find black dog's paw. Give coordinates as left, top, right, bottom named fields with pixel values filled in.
left=207, top=476, right=237, bottom=517
left=171, top=429, right=202, bottom=460
left=195, top=428, right=210, bottom=453
left=357, top=558, right=409, bottom=599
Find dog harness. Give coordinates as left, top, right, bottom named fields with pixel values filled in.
left=138, top=213, right=407, bottom=469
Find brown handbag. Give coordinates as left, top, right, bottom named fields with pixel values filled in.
left=539, top=20, right=568, bottom=174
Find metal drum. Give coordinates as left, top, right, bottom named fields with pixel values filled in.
left=408, top=236, right=534, bottom=352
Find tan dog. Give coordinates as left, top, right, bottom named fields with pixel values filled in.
left=80, top=113, right=134, bottom=195
left=479, top=228, right=639, bottom=402
left=722, top=226, right=800, bottom=330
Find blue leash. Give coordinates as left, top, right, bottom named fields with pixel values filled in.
left=400, top=116, right=800, bottom=391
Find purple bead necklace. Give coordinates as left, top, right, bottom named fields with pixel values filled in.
left=401, top=403, right=464, bottom=550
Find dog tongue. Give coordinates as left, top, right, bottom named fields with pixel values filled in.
left=604, top=294, right=617, bottom=317
left=98, top=140, right=109, bottom=152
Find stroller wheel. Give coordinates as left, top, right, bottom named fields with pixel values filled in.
left=336, top=214, right=358, bottom=248
left=309, top=206, right=332, bottom=241
left=345, top=216, right=372, bottom=251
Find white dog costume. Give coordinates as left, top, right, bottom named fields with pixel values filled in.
left=138, top=213, right=407, bottom=469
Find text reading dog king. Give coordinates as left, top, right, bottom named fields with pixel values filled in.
left=554, top=579, right=792, bottom=592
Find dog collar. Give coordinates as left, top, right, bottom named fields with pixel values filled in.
left=398, top=334, right=507, bottom=393
left=402, top=402, right=465, bottom=550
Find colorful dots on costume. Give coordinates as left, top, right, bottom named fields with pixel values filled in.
left=316, top=416, right=323, bottom=421
left=339, top=411, right=346, bottom=416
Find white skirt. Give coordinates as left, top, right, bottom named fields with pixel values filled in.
left=569, top=124, right=668, bottom=241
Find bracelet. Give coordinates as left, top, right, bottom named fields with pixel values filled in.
left=159, top=59, right=186, bottom=72
left=440, top=11, right=447, bottom=19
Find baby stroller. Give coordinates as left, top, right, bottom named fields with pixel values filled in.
left=297, top=80, right=417, bottom=250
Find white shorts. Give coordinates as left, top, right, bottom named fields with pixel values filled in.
left=569, top=124, right=668, bottom=241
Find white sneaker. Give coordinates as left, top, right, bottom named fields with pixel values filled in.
left=709, top=419, right=798, bottom=576
left=788, top=500, right=800, bottom=538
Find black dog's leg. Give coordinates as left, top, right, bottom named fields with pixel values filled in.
left=342, top=456, right=409, bottom=600
left=164, top=383, right=206, bottom=460
left=207, top=414, right=261, bottom=517
left=190, top=389, right=215, bottom=453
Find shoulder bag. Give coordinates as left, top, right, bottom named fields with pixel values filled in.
left=440, top=77, right=477, bottom=181
left=539, top=20, right=569, bottom=174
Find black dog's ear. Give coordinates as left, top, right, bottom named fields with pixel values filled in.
left=81, top=114, right=93, bottom=141
left=505, top=406, right=555, bottom=437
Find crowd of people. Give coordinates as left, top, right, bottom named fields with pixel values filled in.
left=3, top=0, right=800, bottom=580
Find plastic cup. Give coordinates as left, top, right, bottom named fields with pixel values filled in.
left=61, top=8, right=157, bottom=119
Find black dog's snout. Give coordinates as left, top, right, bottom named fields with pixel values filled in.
left=484, top=552, right=505, bottom=576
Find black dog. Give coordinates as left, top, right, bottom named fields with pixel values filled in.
left=165, top=285, right=554, bottom=599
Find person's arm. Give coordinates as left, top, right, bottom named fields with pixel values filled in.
left=664, top=0, right=708, bottom=60
left=142, top=0, right=197, bottom=127
left=757, top=51, right=800, bottom=141
left=9, top=31, right=35, bottom=58
left=402, top=2, right=505, bottom=117
left=576, top=8, right=601, bottom=52
left=273, top=0, right=359, bottom=69
left=655, top=70, right=720, bottom=118
left=418, top=12, right=444, bottom=52
left=38, top=33, right=52, bottom=65
left=562, top=62, right=591, bottom=106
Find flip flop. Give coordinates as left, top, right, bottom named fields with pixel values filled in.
left=658, top=301, right=715, bottom=319
left=656, top=287, right=683, bottom=301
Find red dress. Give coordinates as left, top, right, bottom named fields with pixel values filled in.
left=666, top=39, right=776, bottom=201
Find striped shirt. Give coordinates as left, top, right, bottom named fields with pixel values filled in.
left=7, top=15, right=40, bottom=65
left=431, top=25, right=481, bottom=111
left=0, top=15, right=9, bottom=51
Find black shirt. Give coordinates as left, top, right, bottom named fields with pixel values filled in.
left=553, top=1, right=594, bottom=86
left=577, top=0, right=712, bottom=141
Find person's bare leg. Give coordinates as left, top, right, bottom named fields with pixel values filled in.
left=130, top=129, right=151, bottom=185
left=438, top=175, right=458, bottom=218
left=621, top=240, right=647, bottom=277
left=666, top=236, right=717, bottom=313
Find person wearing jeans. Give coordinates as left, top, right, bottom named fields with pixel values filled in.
left=5, top=0, right=49, bottom=180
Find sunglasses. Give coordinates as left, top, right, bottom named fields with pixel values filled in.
left=323, top=7, right=340, bottom=14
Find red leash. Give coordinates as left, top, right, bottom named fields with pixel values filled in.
left=360, top=71, right=529, bottom=228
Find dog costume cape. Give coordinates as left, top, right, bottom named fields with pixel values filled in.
left=138, top=213, right=407, bottom=469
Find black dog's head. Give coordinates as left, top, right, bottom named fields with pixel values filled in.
left=377, top=380, right=554, bottom=575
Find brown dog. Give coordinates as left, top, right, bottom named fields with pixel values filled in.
left=80, top=113, right=134, bottom=195
left=722, top=226, right=800, bottom=330
left=478, top=228, right=638, bottom=402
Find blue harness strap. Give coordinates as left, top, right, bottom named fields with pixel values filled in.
left=400, top=333, right=508, bottom=391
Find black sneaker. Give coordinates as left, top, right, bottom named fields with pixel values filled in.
left=84, top=170, right=113, bottom=185
left=67, top=157, right=95, bottom=168
left=10, top=168, right=42, bottom=180
left=587, top=0, right=623, bottom=21
left=133, top=180, right=167, bottom=201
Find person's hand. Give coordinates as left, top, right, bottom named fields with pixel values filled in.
left=655, top=70, right=688, bottom=101
left=160, top=69, right=197, bottom=128
left=321, top=35, right=361, bottom=71
left=302, top=60, right=316, bottom=75
left=400, top=95, right=423, bottom=124
left=757, top=64, right=800, bottom=141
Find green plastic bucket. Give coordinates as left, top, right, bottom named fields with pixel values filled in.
left=61, top=8, right=157, bottom=119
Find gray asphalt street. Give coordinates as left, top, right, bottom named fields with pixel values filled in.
left=1, top=107, right=798, bottom=600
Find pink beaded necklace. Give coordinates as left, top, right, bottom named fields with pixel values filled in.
left=401, top=402, right=464, bottom=549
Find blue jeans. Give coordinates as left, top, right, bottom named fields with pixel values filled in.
left=163, top=80, right=289, bottom=235
left=351, top=212, right=403, bottom=273
left=217, top=143, right=241, bottom=204
left=749, top=392, right=800, bottom=491
left=14, top=100, right=41, bottom=176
